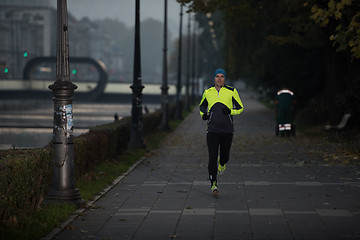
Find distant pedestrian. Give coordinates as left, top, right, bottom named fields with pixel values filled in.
left=199, top=68, right=244, bottom=197
left=275, top=88, right=296, bottom=137
left=144, top=105, right=149, bottom=114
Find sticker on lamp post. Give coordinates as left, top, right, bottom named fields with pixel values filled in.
left=65, top=104, right=73, bottom=135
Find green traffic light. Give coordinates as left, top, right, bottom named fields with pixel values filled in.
left=23, top=51, right=28, bottom=57
left=72, top=69, right=77, bottom=74
left=4, top=68, right=9, bottom=74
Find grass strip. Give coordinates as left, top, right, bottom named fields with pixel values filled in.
left=1, top=204, right=76, bottom=240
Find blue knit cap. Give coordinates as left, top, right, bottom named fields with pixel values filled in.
left=214, top=68, right=226, bottom=80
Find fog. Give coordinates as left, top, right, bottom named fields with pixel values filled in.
left=50, top=0, right=186, bottom=37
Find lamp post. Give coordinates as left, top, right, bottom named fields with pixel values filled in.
left=128, top=0, right=146, bottom=149
left=45, top=0, right=83, bottom=206
left=191, top=14, right=197, bottom=104
left=185, top=12, right=191, bottom=111
left=159, top=0, right=169, bottom=131
left=174, top=4, right=183, bottom=120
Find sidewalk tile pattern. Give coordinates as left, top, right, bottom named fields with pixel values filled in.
left=49, top=92, right=360, bottom=240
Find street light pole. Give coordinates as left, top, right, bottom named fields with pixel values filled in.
left=185, top=12, right=191, bottom=111
left=174, top=4, right=183, bottom=120
left=128, top=0, right=146, bottom=149
left=159, top=0, right=169, bottom=131
left=45, top=0, right=83, bottom=206
left=191, top=14, right=196, bottom=104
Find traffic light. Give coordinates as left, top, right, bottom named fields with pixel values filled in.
left=4, top=68, right=9, bottom=74
left=23, top=51, right=28, bottom=57
left=72, top=69, right=77, bottom=75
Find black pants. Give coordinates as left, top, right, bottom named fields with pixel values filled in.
left=207, top=132, right=233, bottom=184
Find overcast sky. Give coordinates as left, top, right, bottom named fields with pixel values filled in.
left=50, top=0, right=188, bottom=29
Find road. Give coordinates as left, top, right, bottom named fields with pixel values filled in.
left=0, top=98, right=160, bottom=150
left=0, top=81, right=187, bottom=149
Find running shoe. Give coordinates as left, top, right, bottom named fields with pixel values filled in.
left=211, top=181, right=219, bottom=197
left=218, top=157, right=226, bottom=174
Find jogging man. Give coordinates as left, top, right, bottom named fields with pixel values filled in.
left=199, top=68, right=244, bottom=196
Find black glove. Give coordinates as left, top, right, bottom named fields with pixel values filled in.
left=202, top=113, right=209, bottom=120
left=223, top=107, right=231, bottom=115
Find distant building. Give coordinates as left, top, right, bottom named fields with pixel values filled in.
left=108, top=46, right=124, bottom=82
left=0, top=0, right=55, bottom=78
left=0, top=0, right=123, bottom=82
left=0, top=0, right=50, bottom=7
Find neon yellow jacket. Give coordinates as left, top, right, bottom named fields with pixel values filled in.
left=199, top=85, right=244, bottom=133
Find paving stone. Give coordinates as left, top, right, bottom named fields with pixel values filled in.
left=251, top=216, right=293, bottom=240
left=214, top=224, right=253, bottom=240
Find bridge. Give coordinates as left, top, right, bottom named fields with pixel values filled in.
left=0, top=56, right=181, bottom=102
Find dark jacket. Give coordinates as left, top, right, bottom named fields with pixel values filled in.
left=199, top=85, right=244, bottom=133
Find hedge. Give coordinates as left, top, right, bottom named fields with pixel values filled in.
left=0, top=148, right=53, bottom=226
left=0, top=109, right=165, bottom=228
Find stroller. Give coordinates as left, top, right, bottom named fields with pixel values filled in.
left=275, top=110, right=296, bottom=137
left=274, top=89, right=296, bottom=137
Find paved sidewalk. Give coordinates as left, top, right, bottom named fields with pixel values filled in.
left=49, top=91, right=360, bottom=240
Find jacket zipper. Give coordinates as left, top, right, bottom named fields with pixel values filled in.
left=208, top=112, right=213, bottom=124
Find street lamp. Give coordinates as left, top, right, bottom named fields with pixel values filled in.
left=174, top=4, right=184, bottom=120
left=45, top=0, right=84, bottom=206
left=206, top=13, right=219, bottom=52
left=159, top=0, right=170, bottom=131
left=185, top=12, right=191, bottom=111
left=128, top=0, right=146, bottom=149
left=191, top=14, right=197, bottom=103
